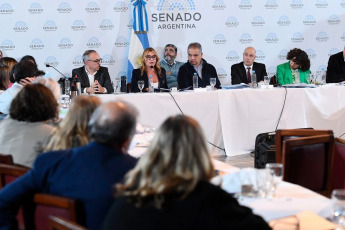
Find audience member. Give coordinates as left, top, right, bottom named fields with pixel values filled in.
left=0, top=101, right=138, bottom=230
left=276, top=48, right=310, bottom=85
left=72, top=50, right=114, bottom=94
left=0, top=65, right=10, bottom=94
left=0, top=84, right=58, bottom=168
left=103, top=115, right=270, bottom=230
left=326, top=46, right=345, bottom=83
left=177, top=42, right=221, bottom=89
left=159, top=44, right=184, bottom=88
left=0, top=60, right=39, bottom=117
left=45, top=95, right=100, bottom=151
left=0, top=57, right=18, bottom=87
left=33, top=77, right=61, bottom=103
left=231, top=47, right=267, bottom=85
left=131, top=47, right=168, bottom=92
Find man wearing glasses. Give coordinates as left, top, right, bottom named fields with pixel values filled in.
left=177, top=42, right=221, bottom=90
left=159, top=44, right=185, bottom=88
left=231, top=47, right=267, bottom=85
left=72, top=50, right=114, bottom=94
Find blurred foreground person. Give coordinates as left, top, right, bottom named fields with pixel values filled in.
left=45, top=95, right=100, bottom=151
left=103, top=115, right=270, bottom=230
left=0, top=84, right=58, bottom=168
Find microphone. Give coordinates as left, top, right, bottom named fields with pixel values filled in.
left=178, top=86, right=192, bottom=92
left=45, top=64, right=68, bottom=79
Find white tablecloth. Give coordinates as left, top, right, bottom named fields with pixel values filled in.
left=98, top=85, right=345, bottom=156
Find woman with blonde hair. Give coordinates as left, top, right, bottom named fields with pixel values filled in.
left=131, top=47, right=168, bottom=92
left=103, top=115, right=270, bottom=230
left=45, top=95, right=100, bottom=151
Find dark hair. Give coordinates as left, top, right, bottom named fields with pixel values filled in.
left=187, top=42, right=202, bottom=53
left=13, top=60, right=39, bottom=82
left=20, top=55, right=36, bottom=65
left=286, top=48, right=310, bottom=71
left=0, top=65, right=10, bottom=90
left=10, top=84, right=58, bottom=122
left=88, top=101, right=138, bottom=150
left=165, top=44, right=177, bottom=53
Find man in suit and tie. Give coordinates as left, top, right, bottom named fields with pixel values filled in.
left=326, top=46, right=345, bottom=83
left=231, top=47, right=267, bottom=85
left=72, top=50, right=114, bottom=94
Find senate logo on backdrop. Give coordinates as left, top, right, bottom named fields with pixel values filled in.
left=212, top=0, right=226, bottom=10
left=72, top=56, right=83, bottom=66
left=265, top=33, right=279, bottom=44
left=57, top=2, right=72, bottom=13
left=303, top=15, right=316, bottom=26
left=290, top=0, right=304, bottom=9
left=239, top=0, right=252, bottom=10
left=255, top=50, right=266, bottom=61
left=265, top=0, right=278, bottom=9
left=306, top=49, right=317, bottom=59
left=277, top=15, right=291, bottom=26
left=113, top=1, right=129, bottom=12
left=316, top=31, right=329, bottom=42
left=213, top=34, right=227, bottom=45
left=328, top=48, right=339, bottom=57
left=85, top=2, right=100, bottom=13
left=87, top=37, right=101, bottom=48
left=58, top=38, right=73, bottom=49
left=239, top=33, right=253, bottom=44
left=291, top=32, right=304, bottom=43
left=101, top=55, right=116, bottom=66
left=44, top=56, right=59, bottom=67
left=267, top=67, right=276, bottom=75
left=13, top=21, right=28, bottom=33
left=28, top=3, right=43, bottom=14
left=153, top=0, right=201, bottom=30
left=0, top=3, right=14, bottom=14
left=0, top=39, right=15, bottom=51
left=30, top=39, right=44, bottom=50
left=99, top=19, right=115, bottom=30
left=315, top=0, right=328, bottom=8
left=217, top=68, right=227, bottom=80
left=43, top=20, right=58, bottom=32
left=226, top=51, right=240, bottom=62
left=114, top=36, right=129, bottom=48
left=328, top=15, right=340, bottom=25
left=251, top=16, right=265, bottom=27
left=225, top=17, right=239, bottom=28
left=278, top=49, right=288, bottom=60
left=72, top=20, right=86, bottom=31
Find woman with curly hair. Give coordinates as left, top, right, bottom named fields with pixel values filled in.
left=276, top=48, right=311, bottom=85
left=44, top=95, right=100, bottom=151
left=131, top=47, right=168, bottom=92
left=103, top=115, right=270, bottom=230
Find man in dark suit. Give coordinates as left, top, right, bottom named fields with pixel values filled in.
left=72, top=50, right=114, bottom=94
left=231, top=47, right=267, bottom=85
left=326, top=47, right=345, bottom=83
left=177, top=42, right=221, bottom=89
left=0, top=101, right=138, bottom=230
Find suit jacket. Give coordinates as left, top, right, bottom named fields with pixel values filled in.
left=231, top=62, right=267, bottom=85
left=0, top=142, right=137, bottom=230
left=177, top=59, right=221, bottom=89
left=131, top=68, right=168, bottom=93
left=276, top=61, right=310, bottom=85
left=103, top=181, right=271, bottom=230
left=72, top=66, right=114, bottom=94
left=326, top=51, right=345, bottom=83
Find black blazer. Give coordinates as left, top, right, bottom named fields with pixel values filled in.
left=72, top=66, right=114, bottom=94
left=231, top=62, right=267, bottom=85
left=131, top=68, right=168, bottom=93
left=177, top=59, right=221, bottom=89
left=327, top=51, right=345, bottom=83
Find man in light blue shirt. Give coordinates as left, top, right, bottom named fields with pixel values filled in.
left=159, top=44, right=185, bottom=88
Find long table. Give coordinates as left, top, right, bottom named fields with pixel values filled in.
left=99, top=84, right=345, bottom=156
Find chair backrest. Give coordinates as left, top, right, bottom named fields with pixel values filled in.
left=0, top=163, right=29, bottom=189
left=275, top=129, right=333, bottom=163
left=0, top=153, right=14, bottom=165
left=49, top=216, right=87, bottom=230
left=332, top=138, right=345, bottom=190
left=26, top=193, right=80, bottom=230
left=282, top=134, right=334, bottom=197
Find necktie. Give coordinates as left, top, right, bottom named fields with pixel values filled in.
left=247, top=67, right=251, bottom=83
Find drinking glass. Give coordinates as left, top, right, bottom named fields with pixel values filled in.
left=112, top=80, right=119, bottom=94
left=210, top=78, right=216, bottom=90
left=331, top=189, right=345, bottom=227
left=264, top=76, right=269, bottom=86
left=138, top=80, right=144, bottom=93
left=265, top=163, right=283, bottom=198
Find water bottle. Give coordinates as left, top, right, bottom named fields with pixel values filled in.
left=321, top=68, right=326, bottom=84
left=193, top=73, right=198, bottom=89
left=149, top=75, right=154, bottom=93
left=75, top=75, right=81, bottom=95
left=64, top=77, right=70, bottom=96
left=251, top=70, right=257, bottom=88
left=120, top=76, right=127, bottom=93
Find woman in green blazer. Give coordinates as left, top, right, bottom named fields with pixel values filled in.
left=276, top=48, right=311, bottom=85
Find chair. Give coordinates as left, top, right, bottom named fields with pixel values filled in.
left=282, top=134, right=334, bottom=197
left=275, top=129, right=333, bottom=163
left=24, top=193, right=82, bottom=230
left=269, top=75, right=277, bottom=86
left=332, top=138, right=345, bottom=190
left=49, top=216, right=87, bottom=230
left=0, top=153, right=14, bottom=165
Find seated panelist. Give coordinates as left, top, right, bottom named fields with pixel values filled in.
left=131, top=47, right=168, bottom=93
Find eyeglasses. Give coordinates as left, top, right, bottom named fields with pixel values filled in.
left=88, top=59, right=102, bottom=63
left=146, top=55, right=157, bottom=60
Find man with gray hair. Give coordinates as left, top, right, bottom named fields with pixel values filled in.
left=72, top=50, right=114, bottom=94
left=0, top=101, right=138, bottom=230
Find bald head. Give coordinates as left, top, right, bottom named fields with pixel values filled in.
left=88, top=101, right=138, bottom=150
left=243, top=47, right=256, bottom=66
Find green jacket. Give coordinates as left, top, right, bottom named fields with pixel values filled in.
left=276, top=61, right=310, bottom=85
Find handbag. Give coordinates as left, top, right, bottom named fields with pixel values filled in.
left=254, top=132, right=276, bottom=168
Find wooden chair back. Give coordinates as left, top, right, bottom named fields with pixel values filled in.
left=275, top=129, right=333, bottom=163
left=0, top=153, right=14, bottom=165
left=332, top=138, right=345, bottom=190
left=282, top=134, right=334, bottom=197
left=49, top=216, right=87, bottom=230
